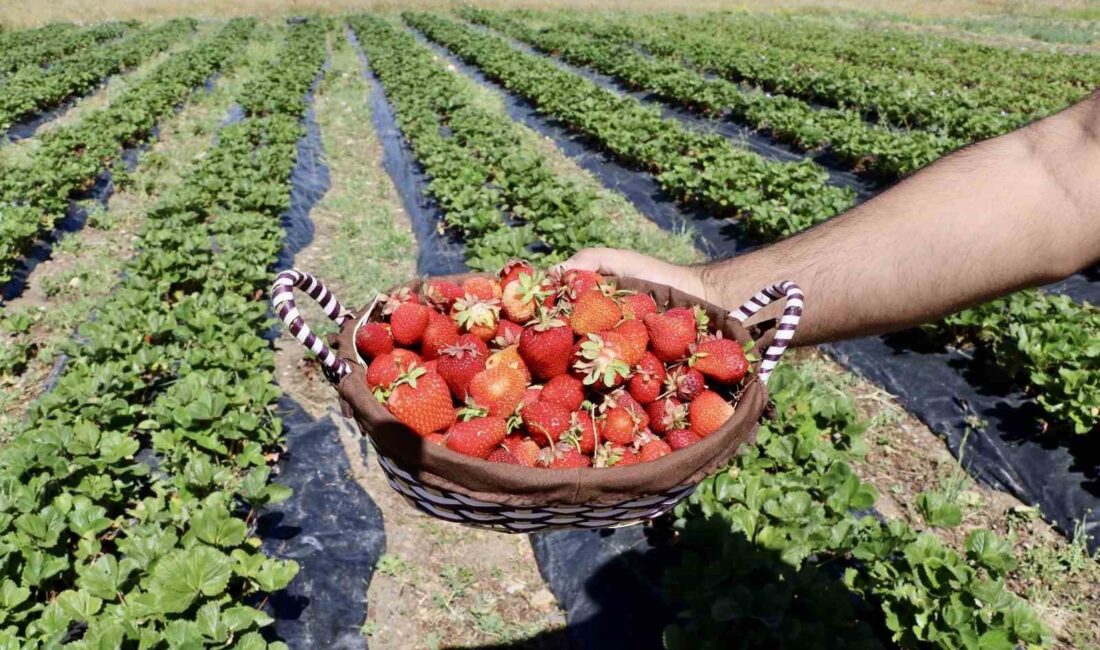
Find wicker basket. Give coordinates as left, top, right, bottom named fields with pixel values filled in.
left=272, top=269, right=802, bottom=532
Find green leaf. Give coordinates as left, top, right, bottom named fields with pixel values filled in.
left=56, top=590, right=103, bottom=622
left=149, top=546, right=232, bottom=614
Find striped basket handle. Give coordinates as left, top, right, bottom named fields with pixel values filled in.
left=271, top=269, right=354, bottom=382
left=729, top=281, right=803, bottom=385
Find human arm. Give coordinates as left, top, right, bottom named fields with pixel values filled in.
left=562, top=91, right=1100, bottom=346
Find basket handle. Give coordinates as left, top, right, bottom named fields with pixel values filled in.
left=271, top=269, right=354, bottom=381
left=728, top=281, right=803, bottom=385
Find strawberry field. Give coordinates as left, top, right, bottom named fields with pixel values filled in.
left=0, top=8, right=1097, bottom=650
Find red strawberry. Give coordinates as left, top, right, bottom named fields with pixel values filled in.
left=628, top=352, right=666, bottom=404
left=502, top=272, right=550, bottom=323
left=598, top=406, right=638, bottom=445
left=521, top=401, right=572, bottom=446
left=539, top=443, right=592, bottom=469
left=503, top=435, right=540, bottom=467
left=452, top=295, right=501, bottom=342
left=355, top=322, right=393, bottom=360
left=437, top=341, right=487, bottom=399
left=390, top=302, right=431, bottom=346
left=666, top=428, right=702, bottom=450
left=446, top=415, right=507, bottom=459
left=642, top=311, right=695, bottom=362
left=667, top=367, right=706, bottom=401
left=421, top=310, right=461, bottom=360
left=493, top=319, right=524, bottom=348
left=640, top=439, right=672, bottom=462
left=561, top=410, right=596, bottom=454
left=468, top=365, right=527, bottom=417
left=522, top=386, right=543, bottom=408
left=612, top=319, right=648, bottom=365
left=570, top=290, right=622, bottom=335
left=573, top=333, right=631, bottom=388
left=692, top=336, right=750, bottom=384
left=689, top=390, right=734, bottom=437
left=499, top=259, right=534, bottom=289
left=486, top=345, right=531, bottom=383
left=621, top=293, right=658, bottom=320
left=487, top=447, right=520, bottom=464
left=646, top=397, right=687, bottom=434
left=423, top=359, right=439, bottom=373
left=386, top=368, right=456, bottom=436
left=606, top=390, right=649, bottom=428
left=366, top=349, right=422, bottom=394
left=379, top=287, right=419, bottom=316
left=425, top=432, right=447, bottom=447
left=518, top=314, right=574, bottom=380
left=424, top=279, right=464, bottom=311
left=561, top=269, right=605, bottom=299
left=540, top=375, right=584, bottom=411
left=462, top=276, right=502, bottom=301
left=594, top=442, right=639, bottom=467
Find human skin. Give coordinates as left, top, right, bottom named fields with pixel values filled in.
left=561, top=90, right=1100, bottom=346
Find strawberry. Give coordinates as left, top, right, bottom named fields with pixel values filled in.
left=437, top=341, right=487, bottom=399
left=540, top=374, right=584, bottom=411
left=390, top=302, right=431, bottom=346
left=355, top=322, right=393, bottom=360
left=446, top=415, right=507, bottom=459
left=606, top=390, right=649, bottom=428
left=493, top=319, right=524, bottom=348
left=503, top=435, right=540, bottom=467
left=598, top=406, right=638, bottom=445
left=462, top=276, right=502, bottom=301
left=666, top=428, right=702, bottom=450
left=423, top=360, right=439, bottom=373
left=666, top=367, right=706, bottom=401
left=499, top=259, right=534, bottom=289
left=594, top=442, right=639, bottom=467
left=421, top=310, right=461, bottom=360
left=452, top=295, right=501, bottom=342
left=366, top=349, right=422, bottom=395
left=386, top=367, right=456, bottom=436
left=502, top=272, right=550, bottom=323
left=620, top=293, right=658, bottom=320
left=640, top=439, right=672, bottom=462
left=643, top=311, right=695, bottom=362
left=538, top=443, right=592, bottom=469
left=522, top=386, right=542, bottom=408
left=425, top=432, right=447, bottom=447
left=573, top=333, right=631, bottom=388
left=468, top=365, right=526, bottom=417
left=521, top=400, right=572, bottom=446
left=646, top=397, right=687, bottom=434
left=570, top=290, right=622, bottom=335
left=561, top=410, right=596, bottom=454
left=560, top=269, right=605, bottom=299
left=379, top=287, right=419, bottom=316
left=692, top=336, right=750, bottom=384
left=689, top=390, right=734, bottom=437
left=486, top=345, right=531, bottom=383
left=518, top=314, right=574, bottom=380
left=612, top=319, right=648, bottom=365
left=628, top=352, right=666, bottom=404
left=424, top=279, right=464, bottom=311
left=486, top=447, right=520, bottom=464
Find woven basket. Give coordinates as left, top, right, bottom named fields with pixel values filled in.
left=272, top=269, right=803, bottom=532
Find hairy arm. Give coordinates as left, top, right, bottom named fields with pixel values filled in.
left=564, top=91, right=1100, bottom=345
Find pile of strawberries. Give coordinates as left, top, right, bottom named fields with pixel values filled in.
left=355, top=261, right=752, bottom=469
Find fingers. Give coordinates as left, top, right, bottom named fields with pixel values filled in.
left=557, top=248, right=652, bottom=276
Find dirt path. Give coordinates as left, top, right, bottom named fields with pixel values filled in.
left=0, top=28, right=279, bottom=440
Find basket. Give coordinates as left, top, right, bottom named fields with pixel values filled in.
left=272, top=269, right=803, bottom=532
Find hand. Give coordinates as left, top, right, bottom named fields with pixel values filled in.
left=558, top=248, right=711, bottom=304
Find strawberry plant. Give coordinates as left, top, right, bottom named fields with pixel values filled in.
left=0, top=21, right=132, bottom=77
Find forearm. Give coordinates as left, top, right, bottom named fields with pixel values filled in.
left=700, top=92, right=1100, bottom=345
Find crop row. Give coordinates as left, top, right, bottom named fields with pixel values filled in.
left=0, top=18, right=326, bottom=647
left=0, top=21, right=132, bottom=76
left=496, top=11, right=1098, bottom=435
left=462, top=9, right=954, bottom=179
left=0, top=19, right=194, bottom=131
left=406, top=12, right=855, bottom=241
left=0, top=24, right=75, bottom=60
left=348, top=15, right=669, bottom=270
left=564, top=15, right=1075, bottom=142
left=0, top=19, right=252, bottom=286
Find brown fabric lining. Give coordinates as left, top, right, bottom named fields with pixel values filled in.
left=331, top=273, right=771, bottom=508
